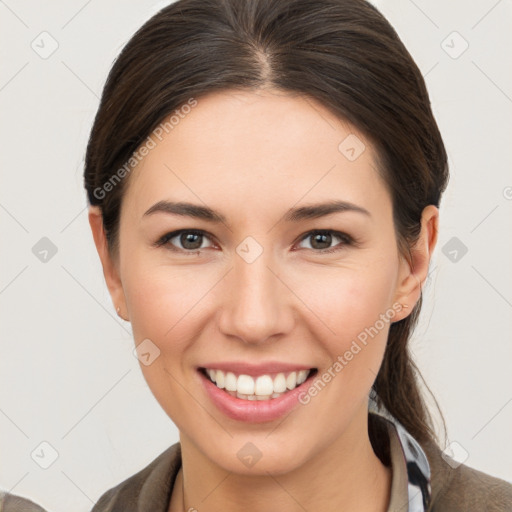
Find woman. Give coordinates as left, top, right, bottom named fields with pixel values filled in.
left=84, top=0, right=512, bottom=510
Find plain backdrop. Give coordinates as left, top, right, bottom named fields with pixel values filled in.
left=1, top=1, right=511, bottom=511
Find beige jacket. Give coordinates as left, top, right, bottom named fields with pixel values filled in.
left=0, top=492, right=46, bottom=512
left=89, top=413, right=512, bottom=511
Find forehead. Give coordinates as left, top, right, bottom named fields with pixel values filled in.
left=122, top=89, right=390, bottom=220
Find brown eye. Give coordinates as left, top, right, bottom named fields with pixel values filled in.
left=179, top=232, right=203, bottom=250
left=297, top=230, right=353, bottom=253
left=310, top=232, right=333, bottom=250
left=156, top=229, right=214, bottom=253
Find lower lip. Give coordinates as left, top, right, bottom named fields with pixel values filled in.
left=198, top=369, right=317, bottom=423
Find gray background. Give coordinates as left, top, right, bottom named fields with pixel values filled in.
left=1, top=1, right=511, bottom=510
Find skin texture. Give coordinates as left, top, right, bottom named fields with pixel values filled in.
left=89, top=88, right=439, bottom=512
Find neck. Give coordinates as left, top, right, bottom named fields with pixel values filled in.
left=169, top=409, right=391, bottom=512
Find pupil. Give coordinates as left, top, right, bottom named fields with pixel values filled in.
left=182, top=233, right=202, bottom=250
left=312, top=233, right=331, bottom=249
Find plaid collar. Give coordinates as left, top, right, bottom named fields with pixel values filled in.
left=369, top=399, right=432, bottom=511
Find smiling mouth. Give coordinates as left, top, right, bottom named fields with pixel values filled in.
left=199, top=367, right=318, bottom=401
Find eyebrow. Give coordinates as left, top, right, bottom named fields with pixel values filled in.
left=283, top=200, right=371, bottom=222
left=143, top=199, right=371, bottom=225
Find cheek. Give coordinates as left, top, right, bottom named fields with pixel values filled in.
left=124, top=264, right=209, bottom=349
left=122, top=264, right=212, bottom=428
left=295, top=259, right=398, bottom=341
left=290, top=259, right=398, bottom=395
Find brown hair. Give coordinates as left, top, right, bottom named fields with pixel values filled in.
left=84, top=0, right=448, bottom=447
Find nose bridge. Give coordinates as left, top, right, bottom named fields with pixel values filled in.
left=218, top=238, right=292, bottom=344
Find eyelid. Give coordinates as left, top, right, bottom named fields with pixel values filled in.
left=155, top=228, right=355, bottom=254
left=293, top=229, right=354, bottom=253
left=154, top=228, right=216, bottom=251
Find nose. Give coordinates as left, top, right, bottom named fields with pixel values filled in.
left=217, top=245, right=294, bottom=345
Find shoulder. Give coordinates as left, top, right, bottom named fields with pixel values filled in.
left=421, top=439, right=512, bottom=512
left=0, top=492, right=47, bottom=512
left=91, top=442, right=181, bottom=512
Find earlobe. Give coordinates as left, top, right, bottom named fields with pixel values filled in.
left=88, top=206, right=129, bottom=321
left=393, top=205, right=439, bottom=320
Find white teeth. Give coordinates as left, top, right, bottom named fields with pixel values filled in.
left=204, top=368, right=312, bottom=400
left=273, top=373, right=287, bottom=393
left=297, top=370, right=308, bottom=385
left=255, top=375, right=274, bottom=396
left=237, top=375, right=255, bottom=395
left=215, top=370, right=225, bottom=389
left=286, top=372, right=297, bottom=390
left=225, top=372, right=237, bottom=391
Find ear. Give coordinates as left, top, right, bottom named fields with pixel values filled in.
left=393, top=205, right=439, bottom=321
left=88, top=206, right=129, bottom=321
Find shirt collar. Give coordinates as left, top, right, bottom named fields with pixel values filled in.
left=369, top=398, right=432, bottom=512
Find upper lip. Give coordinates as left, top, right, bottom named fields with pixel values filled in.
left=198, top=361, right=316, bottom=376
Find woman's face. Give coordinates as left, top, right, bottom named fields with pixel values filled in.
left=100, top=89, right=420, bottom=474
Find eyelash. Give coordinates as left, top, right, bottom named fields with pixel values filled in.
left=154, top=229, right=356, bottom=255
